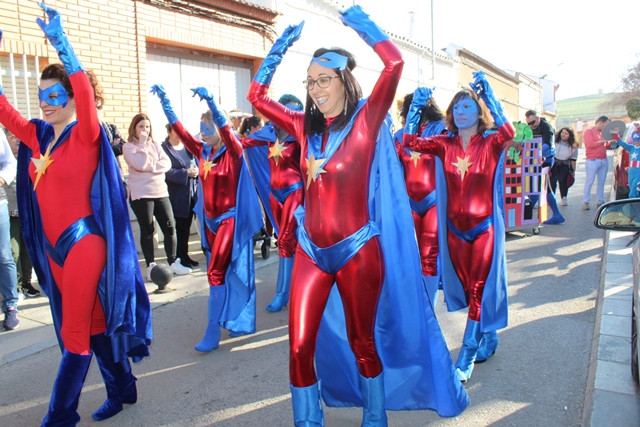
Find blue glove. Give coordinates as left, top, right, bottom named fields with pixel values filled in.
left=405, top=87, right=433, bottom=136
left=339, top=5, right=388, bottom=47
left=191, top=87, right=227, bottom=129
left=150, top=84, right=179, bottom=125
left=36, top=3, right=83, bottom=75
left=0, top=30, right=4, bottom=96
left=469, top=71, right=508, bottom=126
left=254, top=22, right=304, bottom=86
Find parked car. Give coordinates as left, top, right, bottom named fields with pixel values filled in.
left=594, top=198, right=640, bottom=384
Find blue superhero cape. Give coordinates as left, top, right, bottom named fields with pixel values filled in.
left=17, top=120, right=152, bottom=362
left=312, top=106, right=469, bottom=415
left=194, top=143, right=264, bottom=334
left=438, top=148, right=509, bottom=332
left=242, top=122, right=295, bottom=236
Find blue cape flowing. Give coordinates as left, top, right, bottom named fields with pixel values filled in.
left=438, top=147, right=509, bottom=332
left=194, top=143, right=264, bottom=334
left=312, top=106, right=469, bottom=416
left=242, top=122, right=297, bottom=236
left=17, top=120, right=152, bottom=362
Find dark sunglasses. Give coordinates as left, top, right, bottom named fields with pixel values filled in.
left=527, top=120, right=537, bottom=126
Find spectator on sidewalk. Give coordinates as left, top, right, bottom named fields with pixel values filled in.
left=582, top=116, right=613, bottom=210
left=0, top=127, right=18, bottom=330
left=3, top=127, right=40, bottom=298
left=550, top=127, right=579, bottom=206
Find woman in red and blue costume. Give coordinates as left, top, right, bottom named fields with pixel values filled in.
left=403, top=73, right=516, bottom=383
left=241, top=94, right=304, bottom=313
left=0, top=4, right=151, bottom=425
left=249, top=6, right=469, bottom=425
left=393, top=93, right=447, bottom=304
left=152, top=84, right=263, bottom=352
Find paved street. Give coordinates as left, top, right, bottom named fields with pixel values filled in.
left=1, top=151, right=638, bottom=426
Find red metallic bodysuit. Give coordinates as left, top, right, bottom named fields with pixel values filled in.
left=404, top=124, right=515, bottom=320
left=395, top=127, right=439, bottom=276
left=249, top=40, right=403, bottom=386
left=241, top=133, right=303, bottom=258
left=0, top=73, right=106, bottom=354
left=171, top=121, right=242, bottom=285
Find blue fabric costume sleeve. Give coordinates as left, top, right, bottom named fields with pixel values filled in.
left=339, top=5, right=388, bottom=47
left=37, top=3, right=83, bottom=75
left=253, top=22, right=304, bottom=86
left=314, top=113, right=469, bottom=415
left=17, top=121, right=152, bottom=362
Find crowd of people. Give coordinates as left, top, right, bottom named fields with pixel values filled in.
left=0, top=3, right=626, bottom=426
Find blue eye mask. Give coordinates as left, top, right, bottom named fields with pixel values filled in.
left=309, top=52, right=348, bottom=70
left=39, top=82, right=69, bottom=107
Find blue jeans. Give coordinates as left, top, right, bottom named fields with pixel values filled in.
left=583, top=158, right=608, bottom=204
left=0, top=203, right=18, bottom=310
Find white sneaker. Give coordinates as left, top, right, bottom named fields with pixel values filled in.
left=171, top=259, right=192, bottom=275
left=561, top=197, right=568, bottom=206
left=146, top=262, right=157, bottom=282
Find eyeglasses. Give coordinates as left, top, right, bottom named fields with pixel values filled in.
left=527, top=120, right=537, bottom=126
left=302, top=76, right=340, bottom=90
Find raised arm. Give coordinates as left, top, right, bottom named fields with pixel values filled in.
left=470, top=71, right=515, bottom=143
left=341, top=5, right=403, bottom=130
left=401, top=87, right=443, bottom=156
left=247, top=23, right=305, bottom=141
left=37, top=3, right=100, bottom=145
left=151, top=84, right=203, bottom=158
left=191, top=87, right=243, bottom=158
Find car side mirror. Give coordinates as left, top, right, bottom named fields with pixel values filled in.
left=594, top=199, right=640, bottom=232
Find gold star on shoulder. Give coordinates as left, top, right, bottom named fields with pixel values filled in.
left=452, top=155, right=473, bottom=181
left=305, top=153, right=327, bottom=189
left=201, top=160, right=213, bottom=180
left=268, top=138, right=289, bottom=166
left=31, top=141, right=55, bottom=189
left=409, top=150, right=422, bottom=167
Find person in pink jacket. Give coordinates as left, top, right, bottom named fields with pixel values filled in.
left=582, top=116, right=613, bottom=210
left=123, top=113, right=192, bottom=280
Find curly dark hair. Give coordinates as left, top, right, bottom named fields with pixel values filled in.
left=238, top=115, right=263, bottom=136
left=445, top=89, right=492, bottom=135
left=304, top=47, right=362, bottom=136
left=399, top=92, right=445, bottom=126
left=555, top=127, right=578, bottom=147
left=40, top=63, right=104, bottom=109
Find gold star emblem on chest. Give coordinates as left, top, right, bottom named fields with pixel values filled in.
left=31, top=142, right=54, bottom=189
left=452, top=155, right=473, bottom=180
left=305, top=153, right=327, bottom=189
left=409, top=150, right=421, bottom=167
left=268, top=138, right=288, bottom=166
left=201, top=160, right=214, bottom=180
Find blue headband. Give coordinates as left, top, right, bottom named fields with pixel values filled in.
left=39, top=83, right=69, bottom=107
left=309, top=52, right=348, bottom=71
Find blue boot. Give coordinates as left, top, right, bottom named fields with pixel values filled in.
left=475, top=331, right=498, bottom=364
left=266, top=256, right=293, bottom=312
left=455, top=318, right=483, bottom=383
left=290, top=382, right=324, bottom=426
left=41, top=350, right=92, bottom=426
left=359, top=373, right=387, bottom=427
left=90, top=334, right=137, bottom=421
left=543, top=192, right=565, bottom=225
left=195, top=285, right=226, bottom=352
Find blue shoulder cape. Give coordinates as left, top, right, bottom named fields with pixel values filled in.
left=17, top=120, right=152, bottom=362
left=313, top=106, right=469, bottom=416
left=194, top=144, right=264, bottom=334
left=438, top=146, right=509, bottom=332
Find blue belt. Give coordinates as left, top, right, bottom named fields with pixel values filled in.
left=447, top=215, right=493, bottom=243
left=271, top=181, right=303, bottom=204
left=295, top=206, right=379, bottom=275
left=205, top=208, right=236, bottom=234
left=46, top=216, right=103, bottom=267
left=409, top=190, right=436, bottom=216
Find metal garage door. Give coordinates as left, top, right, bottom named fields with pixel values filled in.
left=146, top=48, right=252, bottom=138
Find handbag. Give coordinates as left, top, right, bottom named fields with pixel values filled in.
left=567, top=172, right=575, bottom=189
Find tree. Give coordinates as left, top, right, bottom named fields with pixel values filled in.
left=627, top=98, right=640, bottom=120
left=622, top=61, right=640, bottom=99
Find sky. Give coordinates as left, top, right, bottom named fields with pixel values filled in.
left=356, top=0, right=640, bottom=100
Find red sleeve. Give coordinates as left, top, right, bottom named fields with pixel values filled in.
left=403, top=132, right=445, bottom=158
left=240, top=136, right=267, bottom=148
left=247, top=81, right=305, bottom=144
left=171, top=121, right=203, bottom=159
left=219, top=125, right=243, bottom=158
left=70, top=72, right=100, bottom=146
left=0, top=94, right=38, bottom=152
